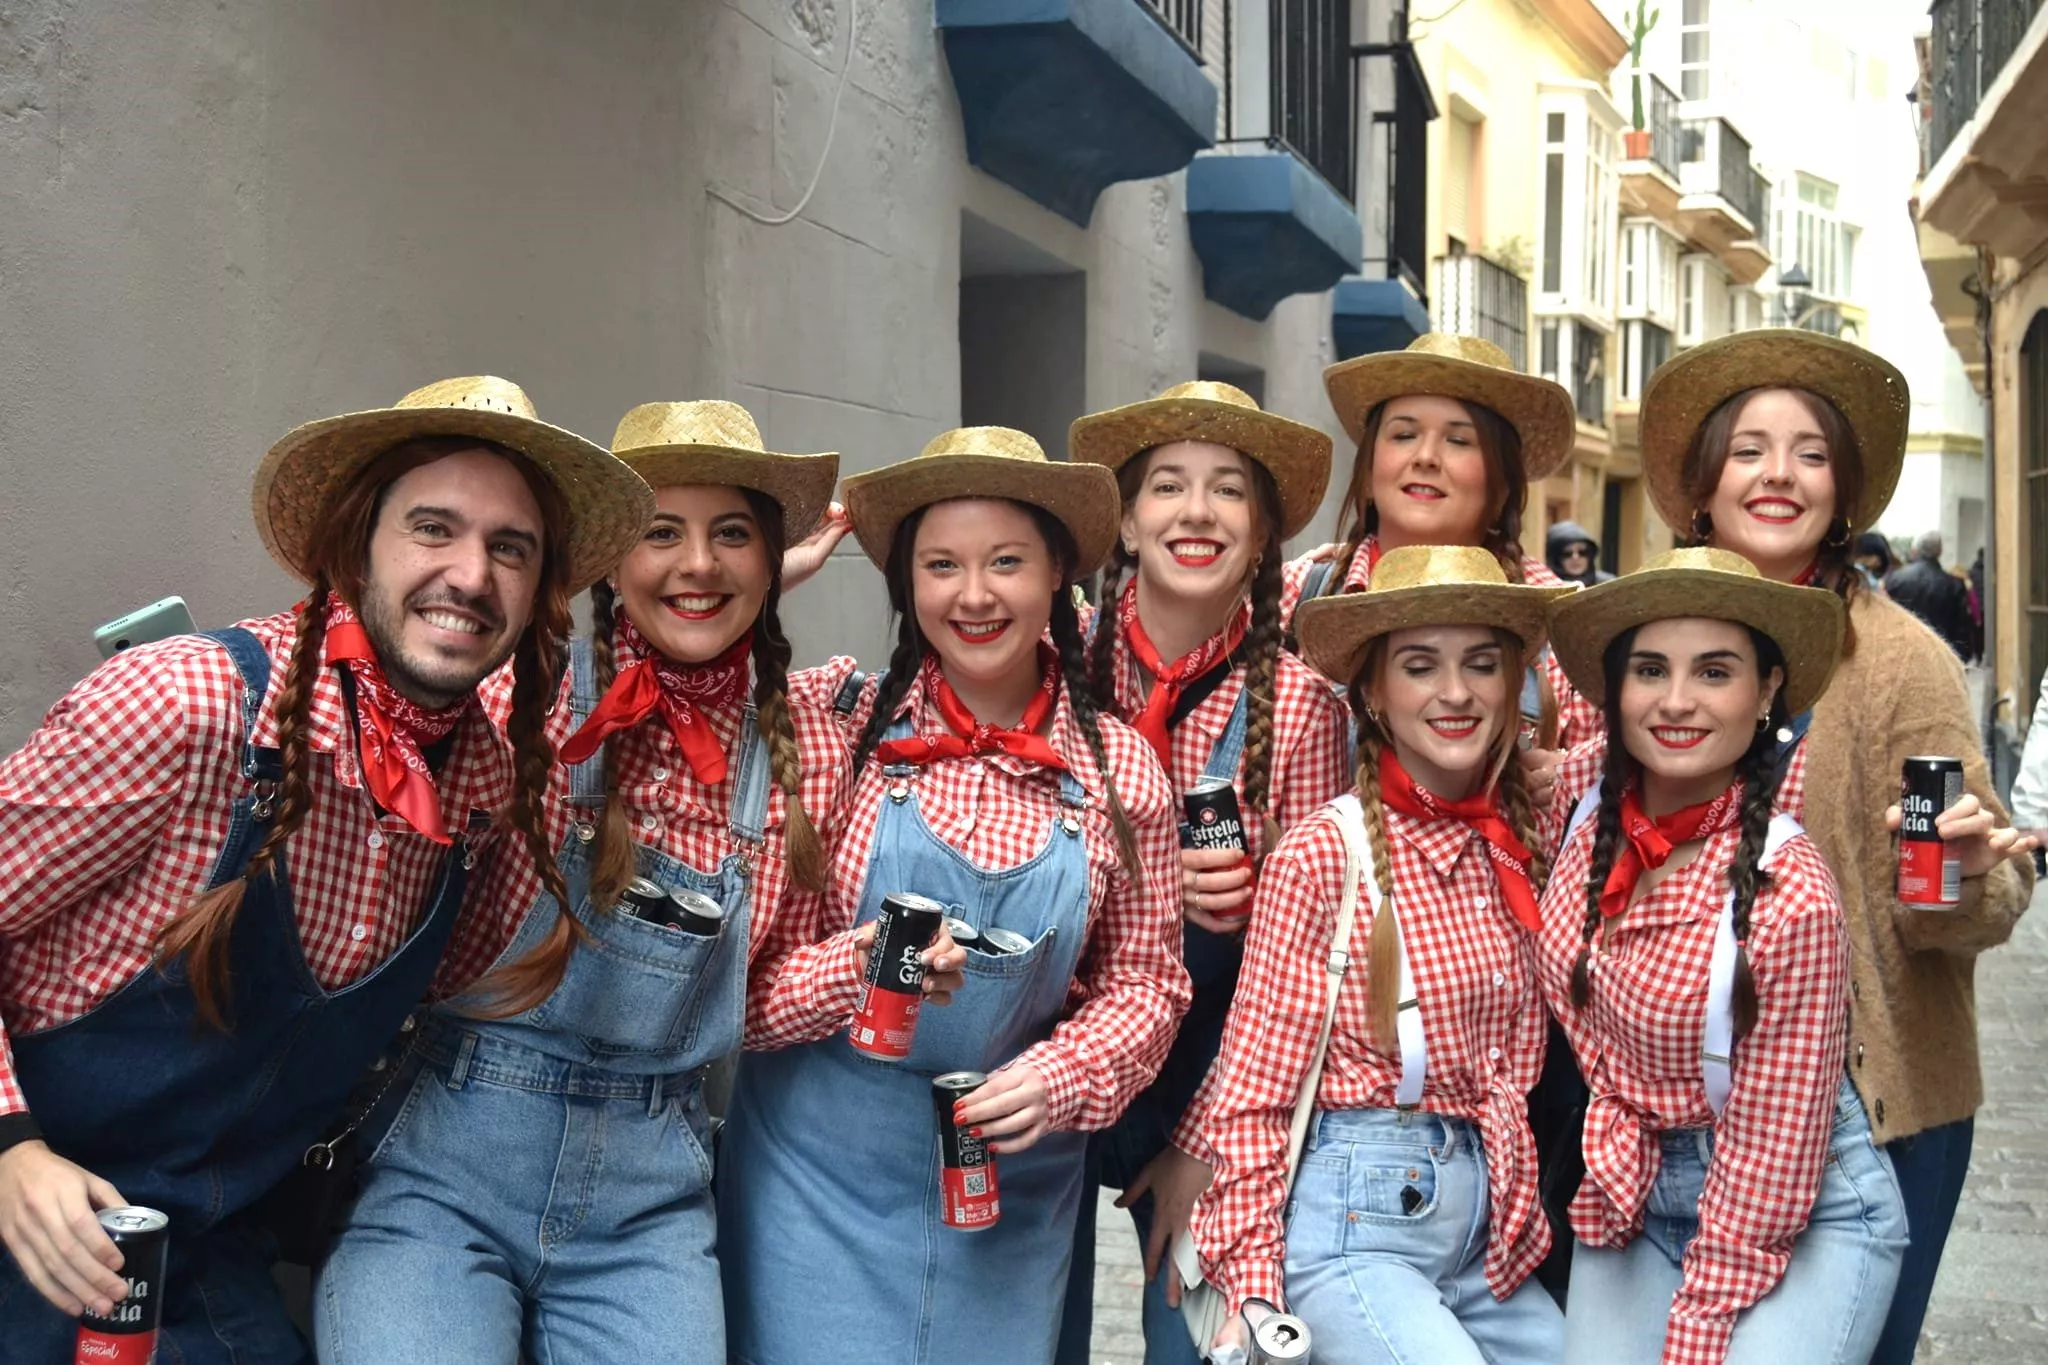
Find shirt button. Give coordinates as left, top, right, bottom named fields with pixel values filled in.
left=1473, top=897, right=1487, bottom=911
left=641, top=814, right=659, bottom=832
left=350, top=924, right=368, bottom=942
left=366, top=831, right=384, bottom=850
left=1492, top=971, right=1506, bottom=987
left=653, top=767, right=670, bottom=782
left=1488, top=1046, right=1502, bottom=1062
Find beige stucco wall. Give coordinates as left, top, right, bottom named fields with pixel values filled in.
left=0, top=0, right=1351, bottom=748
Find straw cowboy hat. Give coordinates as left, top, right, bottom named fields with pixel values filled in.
left=1067, top=381, right=1334, bottom=540
left=1549, top=546, right=1847, bottom=714
left=1293, top=544, right=1574, bottom=685
left=254, top=376, right=653, bottom=595
left=610, top=400, right=840, bottom=542
left=1321, top=333, right=1578, bottom=481
left=1639, top=328, right=1910, bottom=533
left=842, top=426, right=1121, bottom=575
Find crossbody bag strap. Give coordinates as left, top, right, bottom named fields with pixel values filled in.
left=1291, top=796, right=1381, bottom=1177
left=1702, top=811, right=1804, bottom=1117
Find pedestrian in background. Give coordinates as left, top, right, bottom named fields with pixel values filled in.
left=1852, top=530, right=1896, bottom=594
left=1545, top=519, right=1613, bottom=586
left=1884, top=530, right=1974, bottom=661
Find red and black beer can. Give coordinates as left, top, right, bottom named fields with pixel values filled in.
left=1898, top=756, right=1965, bottom=907
left=933, top=1071, right=1001, bottom=1230
left=849, top=892, right=945, bottom=1059
left=75, top=1206, right=168, bottom=1365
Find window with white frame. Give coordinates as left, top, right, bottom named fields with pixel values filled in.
left=1537, top=315, right=1610, bottom=426
left=1620, top=221, right=1680, bottom=326
left=1777, top=174, right=1857, bottom=301
left=1536, top=91, right=1621, bottom=324
left=1620, top=319, right=1674, bottom=402
left=1678, top=253, right=1732, bottom=348
left=1680, top=0, right=1711, bottom=100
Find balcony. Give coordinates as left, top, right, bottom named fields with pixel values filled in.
left=1432, top=253, right=1529, bottom=372
left=1138, top=0, right=1205, bottom=55
left=1332, top=29, right=1435, bottom=360
left=1918, top=0, right=2048, bottom=261
left=937, top=0, right=1218, bottom=227
left=1618, top=74, right=1682, bottom=221
left=1674, top=117, right=1773, bottom=284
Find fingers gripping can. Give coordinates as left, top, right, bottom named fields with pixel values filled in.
left=933, top=1071, right=1001, bottom=1229
left=1898, top=756, right=1965, bottom=907
left=850, top=892, right=945, bottom=1059
left=75, top=1206, right=169, bottom=1365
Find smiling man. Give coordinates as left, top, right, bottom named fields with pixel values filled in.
left=0, top=377, right=650, bottom=1364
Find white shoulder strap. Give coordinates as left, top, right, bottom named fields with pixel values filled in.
left=1327, top=797, right=1425, bottom=1110
left=1703, top=811, right=1803, bottom=1116
left=1562, top=784, right=1602, bottom=849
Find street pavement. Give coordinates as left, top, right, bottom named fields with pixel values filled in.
left=1090, top=874, right=2048, bottom=1364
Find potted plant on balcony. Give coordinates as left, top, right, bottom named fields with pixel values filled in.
left=1625, top=2, right=1659, bottom=161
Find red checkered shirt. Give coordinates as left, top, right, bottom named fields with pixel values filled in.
left=779, top=657, right=1190, bottom=1129
left=1281, top=537, right=1601, bottom=749
left=1192, top=802, right=1552, bottom=1315
left=1536, top=747, right=1850, bottom=1365
left=468, top=654, right=852, bottom=1050
left=0, top=610, right=517, bottom=1117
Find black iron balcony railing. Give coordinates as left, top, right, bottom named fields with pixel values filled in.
left=1432, top=254, right=1528, bottom=372
left=1352, top=27, right=1433, bottom=300
left=1270, top=0, right=1354, bottom=200
left=1929, top=0, right=2043, bottom=165
left=1647, top=73, right=1680, bottom=178
left=1137, top=0, right=1205, bottom=58
left=1678, top=116, right=1769, bottom=231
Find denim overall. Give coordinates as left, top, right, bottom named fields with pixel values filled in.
left=315, top=635, right=763, bottom=1364
left=719, top=711, right=1094, bottom=1365
left=0, top=628, right=482, bottom=1365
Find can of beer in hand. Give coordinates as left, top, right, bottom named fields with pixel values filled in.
left=849, top=892, right=945, bottom=1059
left=932, top=1071, right=1001, bottom=1229
left=1898, top=756, right=1965, bottom=907
left=1181, top=776, right=1248, bottom=859
left=1241, top=1298, right=1312, bottom=1363
left=980, top=927, right=1032, bottom=957
left=75, top=1206, right=169, bottom=1365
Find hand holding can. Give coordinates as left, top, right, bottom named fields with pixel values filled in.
left=933, top=1072, right=1001, bottom=1229
left=74, top=1206, right=168, bottom=1365
left=849, top=893, right=946, bottom=1058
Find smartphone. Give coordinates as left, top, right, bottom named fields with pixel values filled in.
left=94, top=596, right=198, bottom=659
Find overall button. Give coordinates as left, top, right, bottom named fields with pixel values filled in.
left=1062, top=816, right=1082, bottom=835
left=889, top=783, right=911, bottom=803
left=366, top=831, right=384, bottom=850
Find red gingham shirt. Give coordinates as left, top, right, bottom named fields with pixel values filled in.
left=1281, top=538, right=1600, bottom=749
left=1536, top=746, right=1849, bottom=1365
left=1193, top=803, right=1552, bottom=1315
left=469, top=648, right=852, bottom=1050
left=0, top=610, right=516, bottom=1117
left=779, top=657, right=1190, bottom=1129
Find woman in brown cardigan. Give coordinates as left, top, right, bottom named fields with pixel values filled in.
left=1637, top=329, right=2036, bottom=1364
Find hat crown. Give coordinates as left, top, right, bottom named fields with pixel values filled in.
left=612, top=400, right=765, bottom=455
left=1638, top=546, right=1765, bottom=579
left=1370, top=544, right=1513, bottom=593
left=917, top=426, right=1050, bottom=464
left=394, top=376, right=539, bottom=421
left=1155, top=380, right=1262, bottom=411
left=1404, top=332, right=1516, bottom=373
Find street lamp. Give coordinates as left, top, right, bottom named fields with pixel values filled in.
left=1777, top=262, right=1812, bottom=329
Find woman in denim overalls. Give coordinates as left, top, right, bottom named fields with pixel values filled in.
left=316, top=401, right=847, bottom=1362
left=720, top=427, right=1189, bottom=1365
left=1054, top=382, right=1350, bottom=1365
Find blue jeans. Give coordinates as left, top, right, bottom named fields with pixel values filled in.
left=1284, top=1108, right=1564, bottom=1365
left=1564, top=1077, right=1907, bottom=1363
left=1872, top=1115, right=1974, bottom=1364
left=314, top=1034, right=722, bottom=1365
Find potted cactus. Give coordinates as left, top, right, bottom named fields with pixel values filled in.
left=1624, top=2, right=1659, bottom=161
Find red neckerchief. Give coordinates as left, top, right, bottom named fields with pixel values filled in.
left=1792, top=560, right=1820, bottom=586
left=1365, top=535, right=1385, bottom=578
left=1376, top=748, right=1541, bottom=932
left=557, top=619, right=752, bottom=783
left=875, top=649, right=1068, bottom=773
left=324, top=598, right=468, bottom=844
left=1119, top=578, right=1246, bottom=764
left=1599, top=783, right=1743, bottom=918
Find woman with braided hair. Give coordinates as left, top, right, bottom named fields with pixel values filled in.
left=1536, top=547, right=1908, bottom=1363
left=1192, top=545, right=1570, bottom=1364
left=315, top=401, right=854, bottom=1363
left=718, top=427, right=1188, bottom=1365
left=1053, top=382, right=1350, bottom=1365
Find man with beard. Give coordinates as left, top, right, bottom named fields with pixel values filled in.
left=0, top=377, right=651, bottom=1363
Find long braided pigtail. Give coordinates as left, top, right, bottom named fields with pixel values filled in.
left=1352, top=726, right=1405, bottom=1051
left=1238, top=468, right=1287, bottom=856
left=746, top=492, right=827, bottom=893
left=1724, top=628, right=1792, bottom=1042
left=1570, top=628, right=1642, bottom=1009
left=1052, top=583, right=1143, bottom=882
left=1088, top=545, right=1134, bottom=714
left=582, top=579, right=640, bottom=914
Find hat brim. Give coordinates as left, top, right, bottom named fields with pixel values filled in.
left=1294, top=580, right=1574, bottom=687
left=1323, top=352, right=1578, bottom=480
left=1548, top=569, right=1847, bottom=714
left=1068, top=398, right=1334, bottom=540
left=1639, top=329, right=1910, bottom=533
left=617, top=446, right=840, bottom=543
left=254, top=406, right=653, bottom=595
left=842, top=454, right=1121, bottom=576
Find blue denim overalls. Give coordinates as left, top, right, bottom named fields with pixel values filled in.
left=0, top=628, right=484, bottom=1365
left=719, top=710, right=1095, bottom=1365
left=315, top=635, right=763, bottom=1364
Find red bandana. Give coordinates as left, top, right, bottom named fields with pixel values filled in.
left=323, top=598, right=469, bottom=844
left=1365, top=536, right=1385, bottom=579
left=1119, top=578, right=1246, bottom=764
left=557, top=619, right=753, bottom=783
left=1599, top=783, right=1743, bottom=919
left=874, top=649, right=1068, bottom=773
left=1792, top=560, right=1821, bottom=587
left=1376, top=749, right=1541, bottom=932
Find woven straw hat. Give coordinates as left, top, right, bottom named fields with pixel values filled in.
left=1067, top=381, right=1334, bottom=540
left=1293, top=544, right=1574, bottom=685
left=842, top=426, right=1121, bottom=575
left=610, top=401, right=839, bottom=542
left=1322, top=333, right=1578, bottom=480
left=254, top=376, right=653, bottom=595
left=1549, top=546, right=1846, bottom=714
left=1639, top=329, right=1910, bottom=533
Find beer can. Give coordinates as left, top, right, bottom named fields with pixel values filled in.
left=849, top=892, right=945, bottom=1059
left=1241, top=1298, right=1312, bottom=1363
left=980, top=927, right=1032, bottom=957
left=942, top=916, right=981, bottom=952
left=1181, top=776, right=1248, bottom=857
left=75, top=1206, right=168, bottom=1365
left=1898, top=756, right=1964, bottom=907
left=932, top=1071, right=1001, bottom=1230
left=620, top=877, right=671, bottom=921
left=664, top=888, right=726, bottom=937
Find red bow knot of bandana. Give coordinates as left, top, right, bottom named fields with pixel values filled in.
left=1376, top=747, right=1541, bottom=932
left=874, top=649, right=1068, bottom=773
left=557, top=617, right=752, bottom=784
left=1119, top=578, right=1246, bottom=765
left=1598, top=783, right=1743, bottom=919
left=323, top=598, right=470, bottom=845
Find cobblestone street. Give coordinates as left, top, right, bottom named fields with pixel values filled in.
left=1090, top=877, right=2048, bottom=1364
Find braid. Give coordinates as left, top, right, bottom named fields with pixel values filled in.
left=753, top=571, right=827, bottom=893
left=584, top=580, right=638, bottom=914
left=1239, top=535, right=1285, bottom=856
left=1087, top=552, right=1131, bottom=713
left=851, top=619, right=924, bottom=775
left=157, top=585, right=329, bottom=1031
left=1496, top=739, right=1549, bottom=894
left=1353, top=728, right=1404, bottom=1051
left=1724, top=629, right=1791, bottom=1042
left=1052, top=586, right=1143, bottom=881
left=1570, top=744, right=1631, bottom=1010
